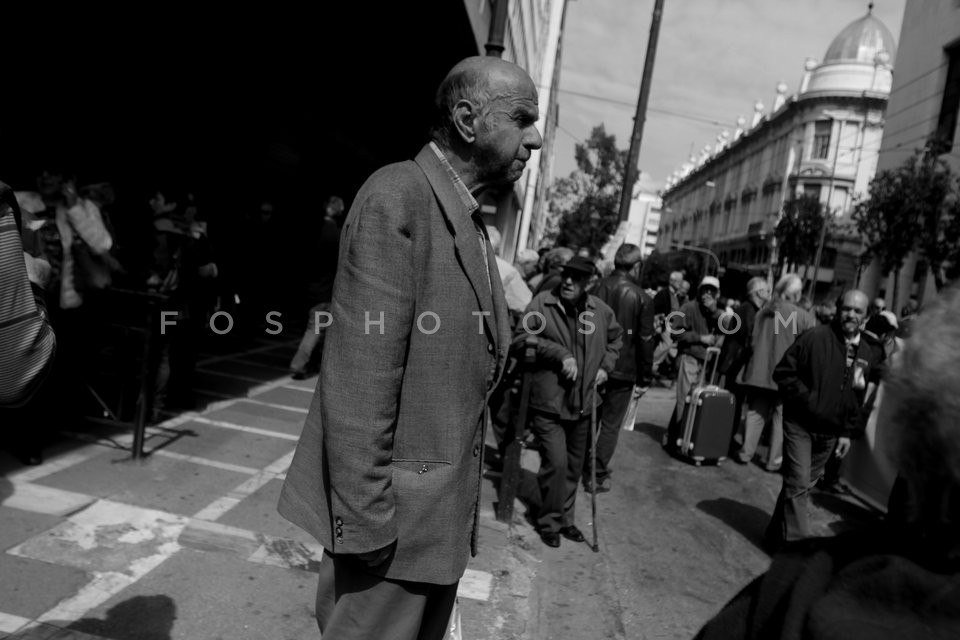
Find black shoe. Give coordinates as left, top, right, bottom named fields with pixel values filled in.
left=540, top=531, right=561, bottom=548
left=559, top=525, right=586, bottom=543
left=290, top=370, right=308, bottom=380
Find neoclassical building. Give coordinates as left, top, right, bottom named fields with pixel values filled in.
left=656, top=8, right=897, bottom=300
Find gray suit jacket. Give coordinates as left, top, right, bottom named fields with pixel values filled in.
left=278, top=144, right=511, bottom=585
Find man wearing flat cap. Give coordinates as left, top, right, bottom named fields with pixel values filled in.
left=670, top=275, right=724, bottom=430
left=515, top=256, right=622, bottom=548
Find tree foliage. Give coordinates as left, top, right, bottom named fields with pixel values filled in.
left=775, top=195, right=828, bottom=271
left=548, top=125, right=626, bottom=253
left=853, top=147, right=960, bottom=292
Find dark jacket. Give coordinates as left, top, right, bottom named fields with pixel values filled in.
left=675, top=299, right=722, bottom=363
left=517, top=289, right=622, bottom=420
left=773, top=323, right=885, bottom=437
left=717, top=298, right=759, bottom=378
left=695, top=528, right=960, bottom=640
left=594, top=270, right=655, bottom=386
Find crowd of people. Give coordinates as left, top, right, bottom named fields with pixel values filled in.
left=1, top=167, right=345, bottom=464
left=3, top=53, right=956, bottom=640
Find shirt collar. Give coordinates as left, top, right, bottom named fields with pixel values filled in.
left=845, top=332, right=861, bottom=346
left=428, top=141, right=479, bottom=216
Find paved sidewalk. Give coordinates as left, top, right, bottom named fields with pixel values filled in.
left=0, top=334, right=537, bottom=639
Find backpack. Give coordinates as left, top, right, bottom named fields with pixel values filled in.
left=0, top=182, right=56, bottom=407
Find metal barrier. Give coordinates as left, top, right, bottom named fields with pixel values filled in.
left=81, top=287, right=168, bottom=460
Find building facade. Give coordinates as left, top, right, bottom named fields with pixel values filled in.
left=859, top=0, right=960, bottom=311
left=656, top=9, right=897, bottom=301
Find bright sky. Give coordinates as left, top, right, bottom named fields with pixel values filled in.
left=552, top=0, right=906, bottom=193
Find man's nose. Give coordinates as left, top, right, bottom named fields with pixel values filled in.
left=527, top=126, right=544, bottom=150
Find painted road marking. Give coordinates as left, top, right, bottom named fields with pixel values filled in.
left=188, top=416, right=300, bottom=441
left=192, top=451, right=295, bottom=522
left=239, top=398, right=309, bottom=414
left=150, top=450, right=261, bottom=475
left=195, top=368, right=277, bottom=385
left=8, top=500, right=187, bottom=624
left=281, top=385, right=315, bottom=393
left=3, top=482, right=96, bottom=517
left=0, top=611, right=32, bottom=634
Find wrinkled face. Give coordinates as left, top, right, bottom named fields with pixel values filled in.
left=839, top=292, right=869, bottom=337
left=474, top=74, right=543, bottom=186
left=560, top=270, right=589, bottom=302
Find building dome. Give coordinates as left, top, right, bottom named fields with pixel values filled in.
left=823, top=7, right=897, bottom=65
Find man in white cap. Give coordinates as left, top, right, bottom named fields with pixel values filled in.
left=669, top=275, right=724, bottom=429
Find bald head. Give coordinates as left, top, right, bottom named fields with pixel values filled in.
left=837, top=289, right=869, bottom=338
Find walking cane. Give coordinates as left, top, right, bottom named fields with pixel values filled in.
left=589, top=384, right=600, bottom=553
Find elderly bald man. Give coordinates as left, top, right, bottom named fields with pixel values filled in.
left=767, top=289, right=885, bottom=549
left=278, top=56, right=542, bottom=639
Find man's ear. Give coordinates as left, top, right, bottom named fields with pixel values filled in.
left=452, top=99, right=478, bottom=144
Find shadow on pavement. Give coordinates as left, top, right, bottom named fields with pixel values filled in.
left=812, top=490, right=883, bottom=535
left=6, top=595, right=175, bottom=640
left=631, top=421, right=666, bottom=445
left=697, top=497, right=771, bottom=553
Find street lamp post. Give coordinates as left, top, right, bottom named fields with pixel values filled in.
left=671, top=242, right=721, bottom=277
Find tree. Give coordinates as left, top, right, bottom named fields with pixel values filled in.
left=548, top=125, right=627, bottom=254
left=775, top=195, right=828, bottom=275
left=853, top=147, right=960, bottom=300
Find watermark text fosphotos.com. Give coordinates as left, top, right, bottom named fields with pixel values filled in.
left=159, top=309, right=806, bottom=337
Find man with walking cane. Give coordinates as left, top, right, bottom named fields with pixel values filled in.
left=515, top=256, right=622, bottom=548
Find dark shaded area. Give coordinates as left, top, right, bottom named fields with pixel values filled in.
left=697, top=497, right=772, bottom=553
left=631, top=421, right=666, bottom=445
left=3, top=3, right=480, bottom=324
left=812, top=490, right=884, bottom=536
left=4, top=595, right=175, bottom=640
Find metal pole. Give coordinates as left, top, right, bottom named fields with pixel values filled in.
left=485, top=0, right=511, bottom=58
left=617, top=0, right=666, bottom=223
left=672, top=242, right=720, bottom=276
left=807, top=120, right=840, bottom=299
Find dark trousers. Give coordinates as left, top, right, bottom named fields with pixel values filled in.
left=530, top=410, right=590, bottom=533
left=585, top=380, right=632, bottom=483
left=766, top=419, right=837, bottom=544
left=315, top=553, right=458, bottom=640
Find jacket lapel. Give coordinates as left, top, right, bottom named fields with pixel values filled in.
left=414, top=145, right=500, bottom=347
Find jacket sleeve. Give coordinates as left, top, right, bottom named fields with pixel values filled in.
left=773, top=334, right=811, bottom=408
left=602, top=307, right=623, bottom=373
left=676, top=303, right=701, bottom=345
left=636, top=293, right=655, bottom=384
left=513, top=298, right=572, bottom=365
left=319, top=189, right=414, bottom=554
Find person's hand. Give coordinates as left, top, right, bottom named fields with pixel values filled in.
left=356, top=541, right=395, bottom=568
left=633, top=385, right=648, bottom=399
left=23, top=253, right=52, bottom=289
left=701, top=334, right=717, bottom=346
left=835, top=437, right=852, bottom=459
left=595, top=368, right=608, bottom=387
left=561, top=357, right=578, bottom=381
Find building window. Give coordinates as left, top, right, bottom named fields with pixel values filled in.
left=803, top=183, right=822, bottom=201
left=812, top=121, right=831, bottom=159
left=933, top=43, right=960, bottom=155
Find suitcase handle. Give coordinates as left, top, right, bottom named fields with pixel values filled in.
left=699, top=346, right=721, bottom=387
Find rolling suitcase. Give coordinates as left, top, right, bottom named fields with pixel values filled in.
left=664, top=346, right=736, bottom=465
